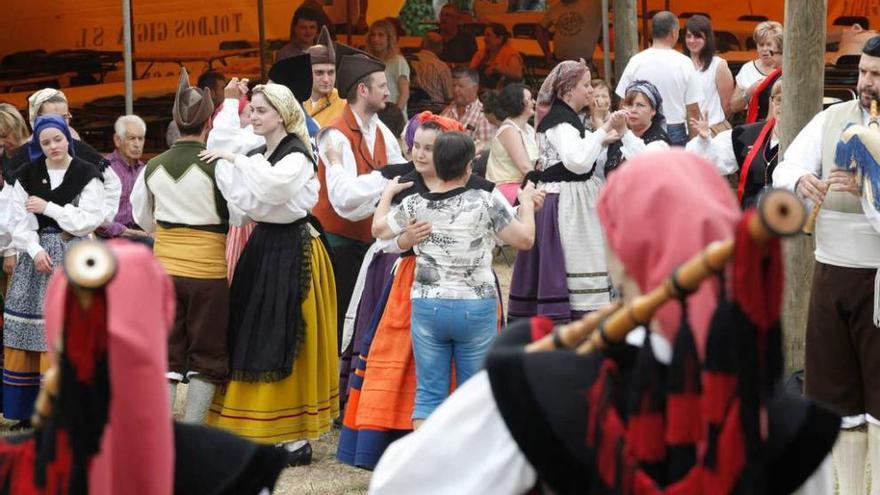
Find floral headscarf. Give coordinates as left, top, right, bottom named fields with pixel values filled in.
left=252, top=83, right=310, bottom=148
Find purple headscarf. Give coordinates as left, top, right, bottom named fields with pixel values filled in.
left=28, top=114, right=75, bottom=162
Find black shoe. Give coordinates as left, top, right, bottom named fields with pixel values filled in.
left=286, top=442, right=312, bottom=467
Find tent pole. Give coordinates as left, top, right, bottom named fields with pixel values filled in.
left=602, top=0, right=611, bottom=83
left=258, top=0, right=267, bottom=82
left=641, top=0, right=648, bottom=49
left=122, top=0, right=134, bottom=115
left=347, top=0, right=353, bottom=46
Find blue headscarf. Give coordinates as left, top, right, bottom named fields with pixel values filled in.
left=28, top=114, right=75, bottom=162
left=625, top=80, right=666, bottom=127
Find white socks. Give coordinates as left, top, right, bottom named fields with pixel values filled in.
left=870, top=423, right=880, bottom=495
left=183, top=376, right=216, bottom=424
left=168, top=382, right=178, bottom=412
left=834, top=427, right=868, bottom=495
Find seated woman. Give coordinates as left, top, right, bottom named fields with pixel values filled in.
left=730, top=20, right=784, bottom=122
left=687, top=79, right=783, bottom=209
left=602, top=80, right=671, bottom=175
left=470, top=23, right=524, bottom=90
left=486, top=83, right=539, bottom=204
left=3, top=115, right=105, bottom=426
left=367, top=19, right=411, bottom=117
left=372, top=131, right=537, bottom=424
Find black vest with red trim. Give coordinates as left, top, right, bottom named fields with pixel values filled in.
left=17, top=157, right=102, bottom=230
left=731, top=122, right=778, bottom=209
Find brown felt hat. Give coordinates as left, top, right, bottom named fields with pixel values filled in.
left=307, top=25, right=336, bottom=66
left=172, top=67, right=215, bottom=129
left=335, top=48, right=385, bottom=97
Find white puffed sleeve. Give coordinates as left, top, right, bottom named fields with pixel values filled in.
left=43, top=178, right=105, bottom=236
left=0, top=184, right=21, bottom=256
left=130, top=168, right=155, bottom=233
left=215, top=150, right=318, bottom=223
left=544, top=124, right=608, bottom=174
left=370, top=371, right=538, bottom=494
left=101, top=166, right=122, bottom=224
left=619, top=131, right=670, bottom=160
left=207, top=98, right=265, bottom=153
left=685, top=131, right=739, bottom=175
left=10, top=181, right=40, bottom=258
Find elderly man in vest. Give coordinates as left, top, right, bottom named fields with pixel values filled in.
left=315, top=50, right=406, bottom=347
left=773, top=36, right=880, bottom=495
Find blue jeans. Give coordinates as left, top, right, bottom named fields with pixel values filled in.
left=410, top=298, right=498, bottom=420
left=666, top=123, right=688, bottom=146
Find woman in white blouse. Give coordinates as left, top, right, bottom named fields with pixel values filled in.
left=200, top=83, right=336, bottom=466
left=600, top=80, right=671, bottom=175
left=3, top=114, right=104, bottom=427
left=683, top=15, right=735, bottom=135
left=486, top=83, right=539, bottom=204
left=507, top=60, right=626, bottom=323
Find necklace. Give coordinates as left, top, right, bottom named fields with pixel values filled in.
left=762, top=136, right=778, bottom=185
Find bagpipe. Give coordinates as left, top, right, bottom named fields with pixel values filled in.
left=804, top=98, right=880, bottom=234
left=495, top=189, right=840, bottom=494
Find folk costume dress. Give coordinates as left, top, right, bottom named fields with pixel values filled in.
left=3, top=116, right=104, bottom=421
left=207, top=84, right=339, bottom=444
left=507, top=97, right=612, bottom=323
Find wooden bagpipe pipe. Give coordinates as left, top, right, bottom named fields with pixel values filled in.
left=526, top=187, right=806, bottom=354
left=803, top=98, right=880, bottom=234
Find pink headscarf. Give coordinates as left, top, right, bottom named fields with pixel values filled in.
left=597, top=150, right=741, bottom=359
left=44, top=240, right=176, bottom=495
left=535, top=59, right=588, bottom=127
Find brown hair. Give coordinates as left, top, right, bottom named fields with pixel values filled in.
left=754, top=21, right=784, bottom=52
left=367, top=19, right=401, bottom=62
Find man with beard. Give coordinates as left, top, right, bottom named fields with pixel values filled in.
left=304, top=26, right=346, bottom=126
left=315, top=51, right=406, bottom=348
left=773, top=35, right=880, bottom=495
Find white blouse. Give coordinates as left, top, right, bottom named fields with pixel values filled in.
left=0, top=184, right=21, bottom=257
left=214, top=150, right=319, bottom=226
left=207, top=97, right=265, bottom=154
left=101, top=166, right=122, bottom=225
left=686, top=129, right=778, bottom=177
left=11, top=168, right=105, bottom=259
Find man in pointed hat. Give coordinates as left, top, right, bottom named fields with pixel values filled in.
left=305, top=26, right=347, bottom=126
left=131, top=67, right=233, bottom=424
left=267, top=52, right=322, bottom=138
left=315, top=49, right=406, bottom=347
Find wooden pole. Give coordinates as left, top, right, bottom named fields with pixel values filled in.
left=602, top=0, right=611, bottom=82
left=613, top=0, right=638, bottom=81
left=779, top=0, right=827, bottom=373
left=258, top=0, right=267, bottom=82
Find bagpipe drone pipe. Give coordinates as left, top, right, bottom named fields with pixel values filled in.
left=485, top=189, right=840, bottom=495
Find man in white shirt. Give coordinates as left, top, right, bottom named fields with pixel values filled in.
left=315, top=51, right=406, bottom=348
left=615, top=11, right=701, bottom=146
left=772, top=36, right=880, bottom=495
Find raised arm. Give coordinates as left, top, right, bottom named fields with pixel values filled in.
left=495, top=183, right=536, bottom=250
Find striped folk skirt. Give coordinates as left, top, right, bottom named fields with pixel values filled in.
left=3, top=230, right=71, bottom=420
left=207, top=237, right=339, bottom=443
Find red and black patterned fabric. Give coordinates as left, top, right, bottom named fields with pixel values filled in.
left=486, top=215, right=839, bottom=495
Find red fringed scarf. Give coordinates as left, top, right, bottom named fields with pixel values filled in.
left=733, top=210, right=783, bottom=333
left=64, top=291, right=108, bottom=385
left=745, top=69, right=782, bottom=124
left=737, top=118, right=776, bottom=204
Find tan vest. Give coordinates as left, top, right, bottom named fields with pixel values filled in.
left=820, top=100, right=866, bottom=214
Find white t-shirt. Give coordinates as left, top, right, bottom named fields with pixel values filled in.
left=615, top=47, right=701, bottom=125
left=386, top=187, right=513, bottom=300
left=735, top=60, right=768, bottom=90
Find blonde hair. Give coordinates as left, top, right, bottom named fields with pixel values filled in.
left=754, top=21, right=784, bottom=52
left=367, top=19, right=401, bottom=62
left=0, top=103, right=30, bottom=149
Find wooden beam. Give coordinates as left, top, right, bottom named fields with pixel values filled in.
left=614, top=0, right=638, bottom=81
left=779, top=0, right=827, bottom=373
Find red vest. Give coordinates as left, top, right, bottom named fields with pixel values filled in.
left=314, top=104, right=388, bottom=243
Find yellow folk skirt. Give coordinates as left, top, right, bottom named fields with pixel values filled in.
left=207, top=238, right=339, bottom=443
